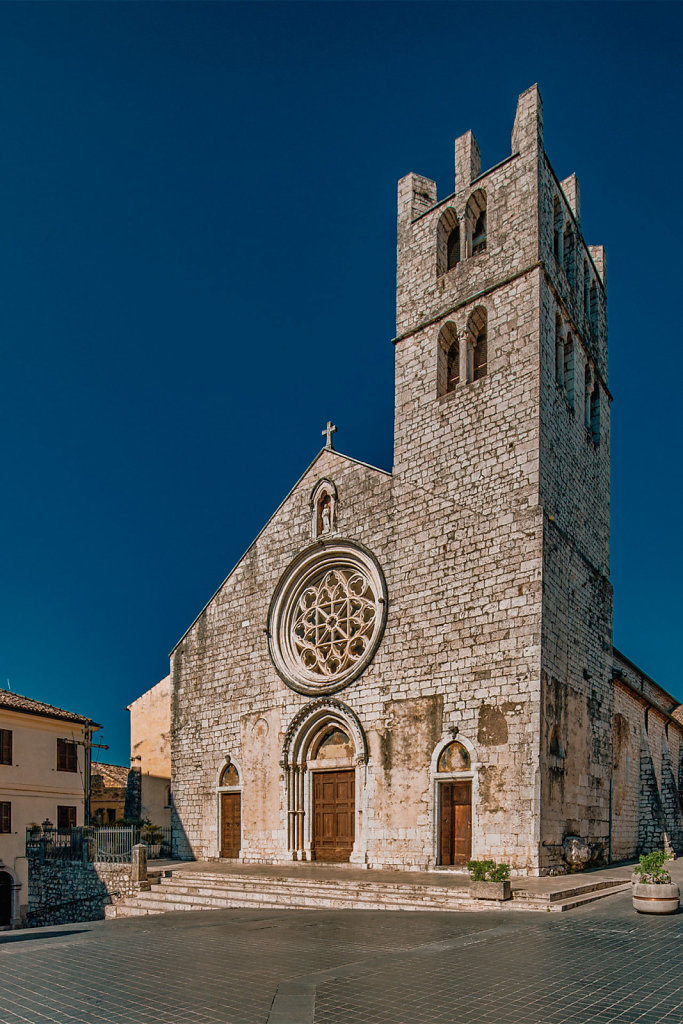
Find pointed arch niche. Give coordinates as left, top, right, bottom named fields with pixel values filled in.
left=430, top=733, right=479, bottom=868
left=310, top=478, right=338, bottom=539
left=281, top=699, right=368, bottom=864
left=216, top=756, right=242, bottom=859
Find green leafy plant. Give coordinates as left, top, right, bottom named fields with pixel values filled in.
left=633, top=850, right=672, bottom=884
left=141, top=823, right=163, bottom=845
left=467, top=859, right=511, bottom=882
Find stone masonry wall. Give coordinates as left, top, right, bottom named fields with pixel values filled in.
left=27, top=860, right=140, bottom=927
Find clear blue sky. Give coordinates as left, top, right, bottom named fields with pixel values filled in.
left=1, top=2, right=681, bottom=767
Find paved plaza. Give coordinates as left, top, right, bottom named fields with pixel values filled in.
left=2, top=881, right=683, bottom=1024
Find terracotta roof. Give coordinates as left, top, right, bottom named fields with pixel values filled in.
left=0, top=689, right=100, bottom=727
left=91, top=762, right=129, bottom=787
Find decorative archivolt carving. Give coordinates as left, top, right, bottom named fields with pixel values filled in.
left=281, top=697, right=369, bottom=768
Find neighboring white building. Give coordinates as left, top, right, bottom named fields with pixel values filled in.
left=0, top=691, right=99, bottom=928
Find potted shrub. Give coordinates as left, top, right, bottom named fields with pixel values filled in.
left=632, top=850, right=679, bottom=915
left=467, top=859, right=512, bottom=901
left=141, top=824, right=163, bottom=859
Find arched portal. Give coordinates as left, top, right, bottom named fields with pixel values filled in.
left=282, top=699, right=367, bottom=863
left=216, top=757, right=242, bottom=859
left=431, top=736, right=477, bottom=867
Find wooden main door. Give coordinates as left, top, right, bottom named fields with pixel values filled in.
left=439, top=780, right=472, bottom=866
left=312, top=770, right=355, bottom=862
left=220, top=792, right=241, bottom=858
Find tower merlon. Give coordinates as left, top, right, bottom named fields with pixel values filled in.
left=454, top=130, right=481, bottom=192
left=560, top=174, right=581, bottom=225
left=397, top=172, right=437, bottom=225
left=588, top=245, right=607, bottom=285
left=511, top=83, right=543, bottom=154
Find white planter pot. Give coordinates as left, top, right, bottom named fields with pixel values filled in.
left=632, top=882, right=680, bottom=915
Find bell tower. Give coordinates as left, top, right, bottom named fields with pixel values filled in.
left=391, top=86, right=613, bottom=872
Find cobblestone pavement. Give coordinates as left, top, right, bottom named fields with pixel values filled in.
left=1, top=890, right=682, bottom=1024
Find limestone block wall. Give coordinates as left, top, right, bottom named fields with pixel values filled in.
left=27, top=860, right=139, bottom=927
left=611, top=655, right=683, bottom=861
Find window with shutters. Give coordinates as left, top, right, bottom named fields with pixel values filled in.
left=0, top=729, right=11, bottom=765
left=0, top=802, right=10, bottom=833
left=57, top=738, right=78, bottom=773
left=57, top=805, right=77, bottom=830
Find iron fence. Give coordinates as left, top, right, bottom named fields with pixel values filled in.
left=26, top=824, right=173, bottom=863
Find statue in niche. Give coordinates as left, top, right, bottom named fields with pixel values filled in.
left=319, top=494, right=332, bottom=535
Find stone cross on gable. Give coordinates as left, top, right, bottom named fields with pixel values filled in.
left=322, top=421, right=337, bottom=450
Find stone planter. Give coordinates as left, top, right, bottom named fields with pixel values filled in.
left=632, top=882, right=680, bottom=915
left=146, top=844, right=161, bottom=859
left=470, top=880, right=512, bottom=901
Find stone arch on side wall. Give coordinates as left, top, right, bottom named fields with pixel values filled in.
left=281, top=698, right=368, bottom=864
left=216, top=755, right=243, bottom=860
left=430, top=732, right=480, bottom=868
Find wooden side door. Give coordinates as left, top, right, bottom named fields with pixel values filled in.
left=439, top=780, right=472, bottom=866
left=220, top=792, right=241, bottom=858
left=313, top=770, right=355, bottom=862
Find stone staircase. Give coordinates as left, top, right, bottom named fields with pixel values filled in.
left=105, top=868, right=630, bottom=919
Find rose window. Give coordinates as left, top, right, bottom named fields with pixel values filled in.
left=268, top=542, right=387, bottom=695
left=292, top=569, right=376, bottom=677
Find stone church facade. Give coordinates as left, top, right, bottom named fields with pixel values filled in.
left=170, top=86, right=683, bottom=876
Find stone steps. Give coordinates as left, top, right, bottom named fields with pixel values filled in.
left=106, top=869, right=632, bottom=919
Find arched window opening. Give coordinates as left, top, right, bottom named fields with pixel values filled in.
left=436, top=208, right=460, bottom=277
left=220, top=762, right=240, bottom=788
left=437, top=741, right=470, bottom=773
left=437, top=322, right=460, bottom=396
left=447, top=226, right=460, bottom=270
left=589, top=282, right=598, bottom=333
left=564, top=333, right=575, bottom=409
left=563, top=225, right=575, bottom=286
left=466, top=190, right=487, bottom=257
left=553, top=197, right=562, bottom=261
left=590, top=384, right=600, bottom=444
left=584, top=364, right=592, bottom=430
left=555, top=315, right=564, bottom=386
left=468, top=306, right=488, bottom=381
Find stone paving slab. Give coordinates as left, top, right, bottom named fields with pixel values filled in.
left=1, top=885, right=682, bottom=1024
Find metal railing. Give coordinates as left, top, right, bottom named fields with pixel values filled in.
left=26, top=824, right=173, bottom=863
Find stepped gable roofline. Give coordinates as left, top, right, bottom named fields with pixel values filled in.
left=91, top=762, right=129, bottom=787
left=0, top=689, right=101, bottom=728
left=170, top=447, right=391, bottom=655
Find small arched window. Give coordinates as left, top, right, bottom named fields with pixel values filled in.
left=466, top=190, right=487, bottom=257
left=563, top=224, right=575, bottom=286
left=584, top=364, right=592, bottom=430
left=553, top=196, right=562, bottom=261
left=564, top=333, right=575, bottom=409
left=220, top=763, right=240, bottom=788
left=589, top=282, right=598, bottom=333
left=436, top=208, right=460, bottom=277
left=447, top=226, right=460, bottom=270
left=468, top=306, right=488, bottom=381
left=437, top=741, right=470, bottom=773
left=590, top=383, right=600, bottom=444
left=437, top=323, right=460, bottom=396
left=555, top=315, right=564, bottom=386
